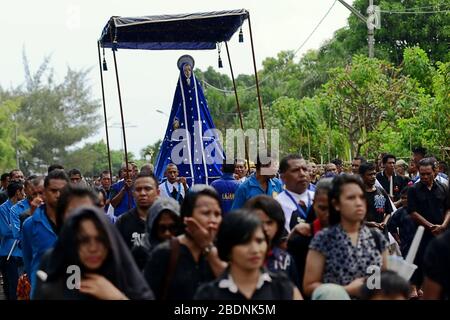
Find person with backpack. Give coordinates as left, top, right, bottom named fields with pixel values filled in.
left=303, top=175, right=389, bottom=300
left=144, top=185, right=226, bottom=300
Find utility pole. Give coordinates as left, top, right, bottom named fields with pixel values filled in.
left=337, top=0, right=380, bottom=58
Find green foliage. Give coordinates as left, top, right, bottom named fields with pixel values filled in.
left=61, top=141, right=134, bottom=177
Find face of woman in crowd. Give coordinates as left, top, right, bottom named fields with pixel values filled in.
left=395, top=163, right=405, bottom=176
left=192, top=195, right=222, bottom=235
left=313, top=192, right=329, bottom=226
left=253, top=209, right=277, bottom=243
left=230, top=227, right=267, bottom=272
left=77, top=219, right=109, bottom=271
left=333, top=183, right=366, bottom=223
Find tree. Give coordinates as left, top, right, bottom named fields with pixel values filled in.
left=140, top=139, right=162, bottom=164
left=14, top=53, right=101, bottom=173
left=0, top=98, right=34, bottom=172
left=62, top=141, right=134, bottom=177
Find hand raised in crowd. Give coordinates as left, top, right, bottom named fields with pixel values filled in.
left=178, top=176, right=187, bottom=186
left=30, top=195, right=44, bottom=214
left=184, top=216, right=218, bottom=250
left=80, top=274, right=128, bottom=300
left=292, top=222, right=312, bottom=237
left=124, top=178, right=133, bottom=190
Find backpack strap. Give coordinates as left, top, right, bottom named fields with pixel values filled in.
left=160, top=237, right=180, bottom=300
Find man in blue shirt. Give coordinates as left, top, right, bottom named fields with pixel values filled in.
left=231, top=157, right=283, bottom=210
left=211, top=160, right=240, bottom=215
left=22, top=169, right=69, bottom=296
left=0, top=181, right=26, bottom=300
left=10, top=176, right=45, bottom=244
left=109, top=163, right=136, bottom=218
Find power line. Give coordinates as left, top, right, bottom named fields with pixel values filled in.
left=380, top=9, right=450, bottom=14
left=201, top=0, right=338, bottom=94
left=294, top=0, right=338, bottom=55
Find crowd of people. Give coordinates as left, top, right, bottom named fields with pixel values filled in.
left=0, top=146, right=448, bottom=300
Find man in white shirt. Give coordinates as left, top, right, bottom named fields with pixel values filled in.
left=276, top=155, right=315, bottom=234
left=158, top=163, right=188, bottom=205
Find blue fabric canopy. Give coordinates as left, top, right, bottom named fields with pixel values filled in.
left=99, top=9, right=249, bottom=50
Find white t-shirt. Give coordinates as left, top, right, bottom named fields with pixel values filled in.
left=276, top=189, right=315, bottom=233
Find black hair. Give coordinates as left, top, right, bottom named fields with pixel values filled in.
left=400, top=186, right=409, bottom=197
left=360, top=270, right=410, bottom=300
left=412, top=147, right=427, bottom=158
left=222, top=158, right=235, bottom=174
left=165, top=163, right=178, bottom=172
left=328, top=174, right=366, bottom=226
left=7, top=181, right=24, bottom=198
left=279, top=154, right=303, bottom=174
left=135, top=172, right=158, bottom=185
left=68, top=168, right=82, bottom=177
left=418, top=158, right=436, bottom=170
left=216, top=210, right=266, bottom=262
left=331, top=158, right=343, bottom=166
left=1, top=173, right=9, bottom=182
left=25, top=174, right=38, bottom=187
left=9, top=169, right=22, bottom=179
left=56, top=184, right=99, bottom=228
left=180, top=184, right=221, bottom=219
left=44, top=169, right=69, bottom=188
left=48, top=164, right=64, bottom=174
left=314, top=178, right=333, bottom=196
left=100, top=170, right=111, bottom=178
left=353, top=156, right=367, bottom=163
left=244, top=195, right=285, bottom=246
left=359, top=162, right=376, bottom=176
left=382, top=154, right=396, bottom=165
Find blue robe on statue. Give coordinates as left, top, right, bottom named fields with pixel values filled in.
left=154, top=55, right=224, bottom=185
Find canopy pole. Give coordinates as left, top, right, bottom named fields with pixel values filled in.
left=247, top=14, right=265, bottom=130
left=97, top=41, right=113, bottom=178
left=111, top=50, right=130, bottom=181
left=224, top=42, right=250, bottom=169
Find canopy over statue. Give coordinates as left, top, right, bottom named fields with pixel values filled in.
left=154, top=55, right=224, bottom=185
left=97, top=9, right=265, bottom=183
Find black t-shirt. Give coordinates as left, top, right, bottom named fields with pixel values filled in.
left=365, top=186, right=393, bottom=223
left=194, top=269, right=294, bottom=300
left=144, top=240, right=215, bottom=300
left=407, top=181, right=448, bottom=225
left=424, top=229, right=450, bottom=299
left=287, top=232, right=312, bottom=295
left=115, top=208, right=147, bottom=269
left=376, top=172, right=409, bottom=201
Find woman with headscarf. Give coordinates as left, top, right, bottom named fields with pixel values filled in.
left=33, top=206, right=154, bottom=300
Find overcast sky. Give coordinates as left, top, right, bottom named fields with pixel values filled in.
left=1, top=0, right=356, bottom=157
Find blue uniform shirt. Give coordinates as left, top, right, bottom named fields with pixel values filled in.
left=10, top=198, right=31, bottom=242
left=211, top=173, right=241, bottom=215
left=231, top=174, right=283, bottom=210
left=109, top=180, right=136, bottom=217
left=22, top=205, right=58, bottom=295
left=0, top=199, right=22, bottom=257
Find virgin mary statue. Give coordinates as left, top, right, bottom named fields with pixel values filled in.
left=154, top=55, right=224, bottom=185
